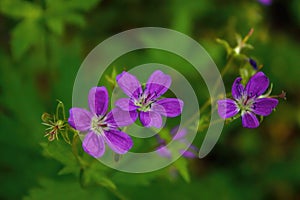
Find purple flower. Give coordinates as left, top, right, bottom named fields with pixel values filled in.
left=115, top=70, right=184, bottom=128
left=217, top=72, right=278, bottom=128
left=258, top=0, right=272, bottom=6
left=68, top=87, right=136, bottom=158
left=156, top=127, right=198, bottom=158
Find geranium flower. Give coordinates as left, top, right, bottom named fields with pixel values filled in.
left=115, top=70, right=184, bottom=128
left=156, top=127, right=198, bottom=158
left=68, top=87, right=136, bottom=158
left=217, top=72, right=278, bottom=128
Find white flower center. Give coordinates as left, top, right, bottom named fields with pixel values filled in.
left=133, top=93, right=156, bottom=112
left=90, top=116, right=109, bottom=135
left=237, top=95, right=255, bottom=112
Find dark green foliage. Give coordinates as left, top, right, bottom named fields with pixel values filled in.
left=0, top=0, right=299, bottom=199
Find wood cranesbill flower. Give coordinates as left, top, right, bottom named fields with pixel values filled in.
left=115, top=70, right=184, bottom=128
left=68, top=87, right=136, bottom=158
left=217, top=72, right=278, bottom=128
left=156, top=127, right=198, bottom=158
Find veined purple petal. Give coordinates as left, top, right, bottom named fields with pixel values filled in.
left=104, top=129, right=133, bottom=154
left=106, top=108, right=138, bottom=127
left=140, top=111, right=162, bottom=128
left=116, top=71, right=142, bottom=99
left=115, top=98, right=138, bottom=111
left=252, top=98, right=278, bottom=116
left=232, top=77, right=244, bottom=100
left=68, top=108, right=92, bottom=131
left=88, top=87, right=109, bottom=116
left=241, top=111, right=259, bottom=128
left=145, top=70, right=171, bottom=99
left=245, top=72, right=269, bottom=98
left=152, top=98, right=183, bottom=117
left=217, top=99, right=239, bottom=119
left=157, top=145, right=172, bottom=158
left=82, top=132, right=105, bottom=158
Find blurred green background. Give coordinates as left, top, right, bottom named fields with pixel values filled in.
left=1, top=0, right=300, bottom=199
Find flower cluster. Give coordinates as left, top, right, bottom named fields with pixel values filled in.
left=68, top=70, right=184, bottom=158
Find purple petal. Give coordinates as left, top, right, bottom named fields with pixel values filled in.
left=252, top=98, right=278, bottom=116
left=217, top=99, right=240, bottom=119
left=232, top=77, right=244, bottom=100
left=82, top=132, right=105, bottom=158
left=115, top=98, right=138, bottom=111
left=180, top=149, right=197, bottom=158
left=68, top=108, right=92, bottom=131
left=152, top=98, right=183, bottom=117
left=106, top=108, right=138, bottom=127
left=157, top=145, right=172, bottom=158
left=88, top=87, right=108, bottom=116
left=172, top=128, right=187, bottom=140
left=104, top=129, right=133, bottom=154
left=245, top=72, right=269, bottom=98
left=116, top=71, right=142, bottom=99
left=241, top=111, right=259, bottom=128
left=144, top=70, right=171, bottom=99
left=139, top=111, right=163, bottom=128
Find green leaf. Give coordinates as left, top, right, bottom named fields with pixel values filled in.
left=46, top=18, right=64, bottom=36
left=41, top=141, right=79, bottom=176
left=0, top=0, right=42, bottom=19
left=11, top=19, right=43, bottom=60
left=64, top=0, right=101, bottom=11
left=173, top=157, right=190, bottom=182
left=44, top=0, right=101, bottom=34
left=24, top=178, right=109, bottom=200
left=82, top=162, right=116, bottom=191
left=111, top=171, right=160, bottom=186
left=64, top=13, right=86, bottom=27
left=98, top=177, right=117, bottom=191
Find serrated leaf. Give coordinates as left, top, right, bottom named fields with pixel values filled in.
left=82, top=162, right=116, bottom=191
left=11, top=19, right=43, bottom=60
left=173, top=157, right=190, bottom=182
left=41, top=141, right=79, bottom=176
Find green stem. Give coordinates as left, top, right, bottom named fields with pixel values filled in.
left=182, top=54, right=234, bottom=129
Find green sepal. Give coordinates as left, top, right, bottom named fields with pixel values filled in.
left=260, top=83, right=273, bottom=98
left=216, top=38, right=233, bottom=56
left=105, top=67, right=117, bottom=88
left=173, top=157, right=190, bottom=183
left=56, top=99, right=66, bottom=121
